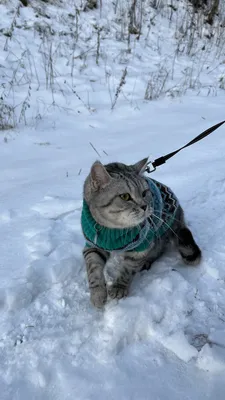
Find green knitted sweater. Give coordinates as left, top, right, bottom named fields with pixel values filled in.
left=81, top=178, right=179, bottom=252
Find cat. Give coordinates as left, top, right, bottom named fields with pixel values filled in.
left=81, top=158, right=201, bottom=308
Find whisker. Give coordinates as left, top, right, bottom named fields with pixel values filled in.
left=151, top=213, right=180, bottom=240
left=145, top=222, right=156, bottom=236
left=136, top=220, right=157, bottom=247
left=160, top=210, right=182, bottom=224
left=148, top=216, right=162, bottom=242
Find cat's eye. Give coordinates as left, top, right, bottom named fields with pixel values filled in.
left=120, top=193, right=131, bottom=201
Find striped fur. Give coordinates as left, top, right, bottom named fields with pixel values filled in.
left=82, top=159, right=201, bottom=308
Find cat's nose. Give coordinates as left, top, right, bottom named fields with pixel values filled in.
left=141, top=204, right=147, bottom=211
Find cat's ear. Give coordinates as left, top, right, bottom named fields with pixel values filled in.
left=132, top=157, right=149, bottom=174
left=90, top=161, right=111, bottom=190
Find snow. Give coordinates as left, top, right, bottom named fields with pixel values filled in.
left=1, top=0, right=225, bottom=399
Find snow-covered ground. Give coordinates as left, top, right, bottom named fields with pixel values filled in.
left=1, top=1, right=225, bottom=399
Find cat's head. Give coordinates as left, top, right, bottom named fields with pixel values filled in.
left=83, top=158, right=153, bottom=228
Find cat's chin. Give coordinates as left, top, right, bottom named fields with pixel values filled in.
left=130, top=216, right=147, bottom=227
left=103, top=218, right=145, bottom=229
left=92, top=212, right=147, bottom=229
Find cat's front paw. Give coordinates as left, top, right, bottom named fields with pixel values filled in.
left=90, top=287, right=107, bottom=308
left=108, top=284, right=128, bottom=300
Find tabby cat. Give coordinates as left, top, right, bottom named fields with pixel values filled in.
left=81, top=158, right=201, bottom=308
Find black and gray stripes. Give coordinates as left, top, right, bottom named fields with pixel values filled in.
left=82, top=159, right=201, bottom=308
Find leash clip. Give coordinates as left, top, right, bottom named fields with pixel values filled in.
left=145, top=161, right=156, bottom=174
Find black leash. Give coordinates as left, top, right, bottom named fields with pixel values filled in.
left=146, top=120, right=225, bottom=173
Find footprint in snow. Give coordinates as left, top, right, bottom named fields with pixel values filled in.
left=31, top=195, right=82, bottom=219
left=22, top=196, right=84, bottom=304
